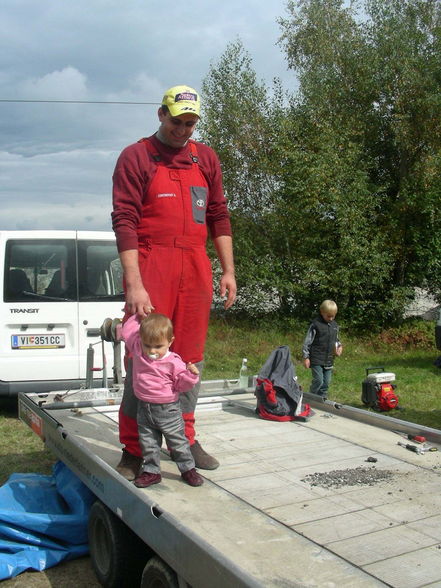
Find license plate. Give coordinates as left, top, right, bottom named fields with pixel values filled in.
left=11, top=334, right=66, bottom=349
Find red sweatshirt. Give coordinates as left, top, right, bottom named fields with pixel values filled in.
left=112, top=134, right=232, bottom=252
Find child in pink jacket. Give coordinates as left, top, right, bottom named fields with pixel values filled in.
left=122, top=313, right=203, bottom=488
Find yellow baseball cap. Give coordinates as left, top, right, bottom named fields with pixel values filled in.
left=161, top=85, right=201, bottom=117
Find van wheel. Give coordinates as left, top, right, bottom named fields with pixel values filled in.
left=88, top=500, right=150, bottom=588
left=141, top=556, right=179, bottom=588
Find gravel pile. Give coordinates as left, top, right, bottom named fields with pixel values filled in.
left=301, top=466, right=394, bottom=489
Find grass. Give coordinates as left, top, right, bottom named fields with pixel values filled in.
left=0, top=401, right=55, bottom=484
left=1, top=315, right=440, bottom=484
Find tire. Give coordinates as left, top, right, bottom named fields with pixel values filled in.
left=141, top=556, right=179, bottom=588
left=88, top=500, right=151, bottom=588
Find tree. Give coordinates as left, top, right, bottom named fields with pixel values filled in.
left=199, top=41, right=289, bottom=314
left=200, top=1, right=441, bottom=326
left=278, top=0, right=441, bottom=322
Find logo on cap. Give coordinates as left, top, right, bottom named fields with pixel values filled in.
left=175, top=92, right=197, bottom=103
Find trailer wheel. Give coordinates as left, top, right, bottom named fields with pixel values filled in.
left=88, top=500, right=150, bottom=588
left=141, top=556, right=179, bottom=588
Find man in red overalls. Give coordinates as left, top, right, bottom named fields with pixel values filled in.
left=112, top=85, right=236, bottom=479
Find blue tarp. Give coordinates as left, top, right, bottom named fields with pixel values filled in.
left=0, top=461, right=95, bottom=580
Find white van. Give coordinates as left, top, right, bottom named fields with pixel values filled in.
left=0, top=230, right=124, bottom=398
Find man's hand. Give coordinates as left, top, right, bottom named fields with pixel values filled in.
left=125, top=284, right=154, bottom=317
left=213, top=236, right=236, bottom=310
left=219, top=270, right=237, bottom=310
left=303, top=358, right=311, bottom=369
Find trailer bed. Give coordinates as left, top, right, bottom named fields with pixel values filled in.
left=19, top=387, right=441, bottom=587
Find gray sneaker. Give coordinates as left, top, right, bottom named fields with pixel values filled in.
left=190, top=441, right=219, bottom=470
left=116, top=449, right=143, bottom=480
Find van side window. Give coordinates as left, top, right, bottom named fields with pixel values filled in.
left=4, top=239, right=76, bottom=302
left=77, top=240, right=124, bottom=301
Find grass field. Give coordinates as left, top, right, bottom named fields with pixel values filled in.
left=1, top=315, right=440, bottom=485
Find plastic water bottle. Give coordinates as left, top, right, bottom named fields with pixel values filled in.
left=239, top=358, right=248, bottom=388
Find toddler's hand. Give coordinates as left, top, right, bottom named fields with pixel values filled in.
left=186, top=362, right=200, bottom=376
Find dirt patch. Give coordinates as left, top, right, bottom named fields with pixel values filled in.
left=301, top=466, right=395, bottom=489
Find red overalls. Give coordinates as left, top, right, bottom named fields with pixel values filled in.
left=119, top=139, right=213, bottom=454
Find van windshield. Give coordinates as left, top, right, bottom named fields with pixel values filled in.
left=4, top=238, right=124, bottom=303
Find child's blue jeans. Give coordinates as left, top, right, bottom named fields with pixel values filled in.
left=310, top=365, right=333, bottom=399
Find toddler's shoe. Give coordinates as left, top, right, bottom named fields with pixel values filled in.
left=134, top=472, right=161, bottom=488
left=181, top=468, right=204, bottom=487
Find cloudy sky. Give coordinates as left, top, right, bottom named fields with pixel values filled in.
left=0, top=0, right=296, bottom=232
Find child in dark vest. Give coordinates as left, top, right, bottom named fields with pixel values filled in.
left=302, top=300, right=343, bottom=400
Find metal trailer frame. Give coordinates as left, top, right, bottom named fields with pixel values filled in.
left=18, top=383, right=441, bottom=588
left=303, top=392, right=441, bottom=444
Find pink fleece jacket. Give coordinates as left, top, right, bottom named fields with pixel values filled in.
left=121, top=315, right=199, bottom=403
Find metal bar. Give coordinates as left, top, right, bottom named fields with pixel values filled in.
left=101, top=340, right=108, bottom=388
left=112, top=340, right=123, bottom=385
left=43, top=398, right=121, bottom=410
left=303, top=392, right=441, bottom=444
left=85, top=345, right=94, bottom=389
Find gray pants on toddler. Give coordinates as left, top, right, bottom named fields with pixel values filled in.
left=137, top=401, right=195, bottom=474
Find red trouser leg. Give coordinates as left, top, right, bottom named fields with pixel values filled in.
left=118, top=410, right=143, bottom=457
left=168, top=249, right=210, bottom=447
left=182, top=413, right=196, bottom=445
left=118, top=358, right=143, bottom=457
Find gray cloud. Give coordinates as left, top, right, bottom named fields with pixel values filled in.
left=0, top=0, right=292, bottom=230
left=0, top=148, right=116, bottom=230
